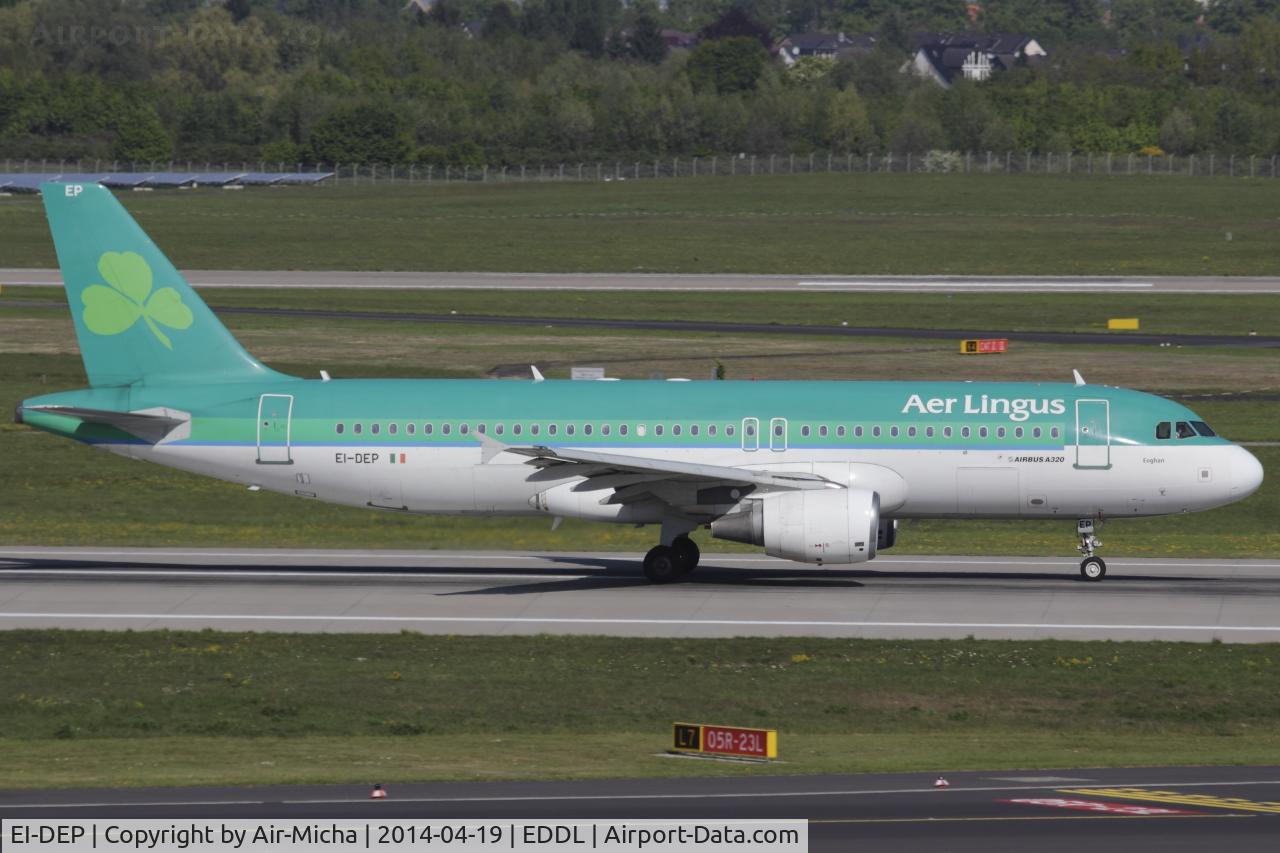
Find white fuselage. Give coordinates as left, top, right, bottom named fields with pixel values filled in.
left=115, top=440, right=1256, bottom=522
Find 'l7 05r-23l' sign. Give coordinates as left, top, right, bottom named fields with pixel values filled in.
left=672, top=722, right=777, bottom=759
left=960, top=338, right=1009, bottom=354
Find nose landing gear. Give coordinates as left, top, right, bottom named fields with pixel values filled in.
left=1077, top=517, right=1106, bottom=581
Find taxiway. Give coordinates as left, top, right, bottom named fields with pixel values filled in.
left=5, top=269, right=1280, bottom=293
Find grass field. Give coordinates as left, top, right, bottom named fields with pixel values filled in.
left=3, top=631, right=1279, bottom=788
left=9, top=285, right=1280, bottom=339
left=2, top=174, right=1280, bottom=274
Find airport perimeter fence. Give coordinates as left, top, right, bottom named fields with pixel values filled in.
left=5, top=150, right=1280, bottom=186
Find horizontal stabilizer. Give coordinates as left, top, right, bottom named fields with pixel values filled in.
left=26, top=405, right=186, bottom=444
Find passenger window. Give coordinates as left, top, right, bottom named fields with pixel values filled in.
left=961, top=427, right=971, bottom=438
left=495, top=424, right=504, bottom=435
left=548, top=424, right=557, bottom=435
left=674, top=425, right=683, bottom=436
left=336, top=423, right=345, bottom=435
left=943, top=427, right=952, bottom=438
left=460, top=423, right=469, bottom=435
left=602, top=424, right=611, bottom=436
left=726, top=425, right=735, bottom=437
left=1032, top=427, right=1041, bottom=439
left=744, top=423, right=753, bottom=436
left=997, top=427, right=1006, bottom=438
left=801, top=426, right=811, bottom=437
left=1014, top=427, right=1023, bottom=438
left=773, top=424, right=783, bottom=437
left=408, top=423, right=416, bottom=435
left=531, top=424, right=540, bottom=435
left=476, top=424, right=485, bottom=434
left=837, top=425, right=845, bottom=437
left=925, top=426, right=934, bottom=438
left=907, top=426, right=916, bottom=437
left=442, top=423, right=451, bottom=435
left=979, top=427, right=988, bottom=438
left=855, top=426, right=864, bottom=437
left=354, top=423, right=363, bottom=435
left=819, top=425, right=828, bottom=437
left=655, top=425, right=664, bottom=436
left=1191, top=421, right=1216, bottom=437
left=620, top=424, right=628, bottom=436
left=423, top=423, right=431, bottom=435
left=584, top=424, right=593, bottom=435
left=389, top=423, right=398, bottom=435
left=708, top=425, right=717, bottom=436
left=872, top=426, right=881, bottom=437
left=890, top=426, right=900, bottom=437
left=1051, top=427, right=1061, bottom=439
left=372, top=423, right=380, bottom=435
left=1176, top=421, right=1195, bottom=439
left=513, top=424, right=522, bottom=435
left=1156, top=422, right=1171, bottom=440
left=567, top=424, right=575, bottom=435
left=690, top=425, right=698, bottom=436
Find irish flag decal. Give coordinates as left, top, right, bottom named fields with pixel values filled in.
left=389, top=453, right=407, bottom=465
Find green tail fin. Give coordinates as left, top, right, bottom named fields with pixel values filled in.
left=41, top=182, right=288, bottom=387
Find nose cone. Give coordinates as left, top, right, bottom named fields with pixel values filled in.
left=1230, top=446, right=1264, bottom=501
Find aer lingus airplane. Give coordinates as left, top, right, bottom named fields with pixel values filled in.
left=15, top=182, right=1265, bottom=582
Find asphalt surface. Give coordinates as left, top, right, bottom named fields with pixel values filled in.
left=3, top=549, right=1279, bottom=641
left=2, top=766, right=1278, bottom=852
left=6, top=268, right=1280, bottom=293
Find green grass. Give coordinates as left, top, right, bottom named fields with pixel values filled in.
left=9, top=285, right=1280, bottom=338
left=2, top=174, right=1279, bottom=274
left=3, top=631, right=1279, bottom=788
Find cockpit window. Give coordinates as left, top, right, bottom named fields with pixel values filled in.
left=1155, top=422, right=1171, bottom=440
left=1175, top=421, right=1195, bottom=439
left=1191, top=421, right=1216, bottom=437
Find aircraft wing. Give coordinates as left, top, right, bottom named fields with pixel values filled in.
left=477, top=434, right=835, bottom=507
left=25, top=406, right=186, bottom=444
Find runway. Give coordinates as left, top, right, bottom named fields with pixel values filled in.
left=3, top=549, right=1279, bottom=641
left=6, top=268, right=1280, bottom=293
left=2, top=766, right=1278, bottom=852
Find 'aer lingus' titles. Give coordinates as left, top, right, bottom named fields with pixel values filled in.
left=902, top=394, right=1067, bottom=422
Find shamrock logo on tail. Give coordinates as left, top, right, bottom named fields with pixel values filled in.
left=81, top=251, right=193, bottom=350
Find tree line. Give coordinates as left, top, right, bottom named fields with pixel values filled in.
left=1, top=0, right=1280, bottom=166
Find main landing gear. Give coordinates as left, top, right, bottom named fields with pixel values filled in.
left=642, top=535, right=700, bottom=584
left=1077, top=517, right=1106, bottom=581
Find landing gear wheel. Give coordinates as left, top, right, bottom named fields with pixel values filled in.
left=1080, top=556, right=1107, bottom=582
left=671, top=536, right=700, bottom=575
left=643, top=546, right=682, bottom=584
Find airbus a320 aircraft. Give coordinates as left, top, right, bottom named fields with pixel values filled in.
left=16, top=183, right=1264, bottom=583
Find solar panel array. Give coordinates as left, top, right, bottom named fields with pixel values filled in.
left=0, top=172, right=334, bottom=192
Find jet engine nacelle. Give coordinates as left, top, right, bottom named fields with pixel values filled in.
left=710, top=488, right=880, bottom=564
